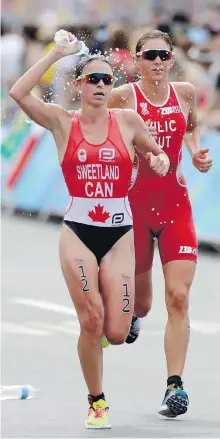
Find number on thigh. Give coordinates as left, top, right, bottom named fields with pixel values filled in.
left=99, top=231, right=135, bottom=326
left=59, top=224, right=100, bottom=311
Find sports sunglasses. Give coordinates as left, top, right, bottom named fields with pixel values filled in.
left=136, top=49, right=173, bottom=61
left=76, top=72, right=117, bottom=85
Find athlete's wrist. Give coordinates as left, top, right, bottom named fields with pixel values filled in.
left=48, top=46, right=64, bottom=62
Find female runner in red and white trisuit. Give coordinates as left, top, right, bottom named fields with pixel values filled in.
left=108, top=29, right=212, bottom=418
left=10, top=31, right=170, bottom=429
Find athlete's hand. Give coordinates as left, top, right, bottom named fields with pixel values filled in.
left=145, top=120, right=158, bottom=140
left=54, top=30, right=80, bottom=57
left=192, top=148, right=212, bottom=173
left=147, top=152, right=170, bottom=176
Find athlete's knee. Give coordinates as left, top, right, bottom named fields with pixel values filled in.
left=80, top=302, right=104, bottom=340
left=105, top=324, right=129, bottom=345
left=166, top=286, right=189, bottom=316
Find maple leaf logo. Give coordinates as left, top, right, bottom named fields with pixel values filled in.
left=88, top=204, right=111, bottom=223
left=78, top=148, right=87, bottom=162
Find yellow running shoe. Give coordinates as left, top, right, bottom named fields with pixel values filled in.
left=86, top=398, right=111, bottom=429
left=101, top=335, right=110, bottom=349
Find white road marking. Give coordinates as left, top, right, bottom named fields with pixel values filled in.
left=28, top=321, right=80, bottom=335
left=10, top=298, right=77, bottom=316
left=5, top=298, right=220, bottom=336
left=2, top=322, right=51, bottom=336
left=190, top=320, right=220, bottom=334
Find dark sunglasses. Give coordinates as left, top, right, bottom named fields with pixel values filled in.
left=76, top=72, right=116, bottom=85
left=136, top=49, right=173, bottom=61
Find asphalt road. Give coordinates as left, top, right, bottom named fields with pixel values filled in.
left=1, top=213, right=220, bottom=438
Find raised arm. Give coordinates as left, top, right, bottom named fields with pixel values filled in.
left=9, top=32, right=80, bottom=132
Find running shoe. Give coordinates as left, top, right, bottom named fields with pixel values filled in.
left=126, top=316, right=140, bottom=344
left=86, top=397, right=111, bottom=429
left=158, top=384, right=189, bottom=418
left=101, top=335, right=110, bottom=349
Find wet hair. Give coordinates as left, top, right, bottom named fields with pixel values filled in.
left=135, top=30, right=174, bottom=54
left=75, top=54, right=111, bottom=79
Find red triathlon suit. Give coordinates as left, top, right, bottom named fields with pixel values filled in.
left=61, top=110, right=133, bottom=264
left=129, top=82, right=198, bottom=274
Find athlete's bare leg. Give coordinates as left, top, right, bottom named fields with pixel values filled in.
left=163, top=260, right=196, bottom=377
left=99, top=229, right=135, bottom=344
left=134, top=270, right=153, bottom=317
left=125, top=270, right=153, bottom=343
left=59, top=224, right=103, bottom=396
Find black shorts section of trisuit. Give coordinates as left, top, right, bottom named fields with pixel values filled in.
left=64, top=220, right=132, bottom=265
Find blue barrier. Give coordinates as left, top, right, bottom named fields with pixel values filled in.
left=1, top=120, right=220, bottom=245
left=182, top=131, right=220, bottom=243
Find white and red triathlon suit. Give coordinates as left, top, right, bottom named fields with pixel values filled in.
left=129, top=82, right=198, bottom=274
left=61, top=110, right=133, bottom=264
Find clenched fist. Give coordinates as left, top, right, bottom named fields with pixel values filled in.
left=54, top=30, right=89, bottom=57
left=192, top=148, right=212, bottom=173
left=147, top=152, right=170, bottom=176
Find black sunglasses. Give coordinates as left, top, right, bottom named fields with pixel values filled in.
left=137, top=49, right=173, bottom=61
left=76, top=72, right=116, bottom=85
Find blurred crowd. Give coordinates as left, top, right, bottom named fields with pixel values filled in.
left=1, top=3, right=220, bottom=132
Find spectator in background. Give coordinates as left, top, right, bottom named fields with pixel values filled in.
left=1, top=22, right=26, bottom=91
left=171, top=11, right=192, bottom=53
left=23, top=25, right=44, bottom=70
left=1, top=22, right=26, bottom=119
left=38, top=29, right=57, bottom=103
left=90, top=24, right=109, bottom=55
left=108, top=29, right=137, bottom=86
left=151, top=6, right=169, bottom=29
left=199, top=71, right=220, bottom=131
left=22, top=25, right=44, bottom=100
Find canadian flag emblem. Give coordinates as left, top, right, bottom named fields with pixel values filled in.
left=78, top=148, right=87, bottom=162
left=88, top=204, right=110, bottom=223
